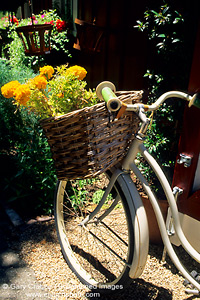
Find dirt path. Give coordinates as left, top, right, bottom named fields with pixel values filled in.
left=12, top=218, right=200, bottom=300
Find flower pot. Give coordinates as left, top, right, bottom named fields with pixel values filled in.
left=16, top=24, right=53, bottom=56
left=73, top=18, right=104, bottom=53
left=142, top=196, right=168, bottom=244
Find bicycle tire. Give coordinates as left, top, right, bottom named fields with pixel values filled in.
left=54, top=171, right=142, bottom=293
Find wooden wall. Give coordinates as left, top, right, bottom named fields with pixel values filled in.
left=72, top=0, right=149, bottom=91
left=32, top=0, right=52, bottom=14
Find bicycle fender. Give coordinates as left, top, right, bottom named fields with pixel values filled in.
left=117, top=173, right=149, bottom=278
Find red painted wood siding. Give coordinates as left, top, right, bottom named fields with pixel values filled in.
left=32, top=0, right=52, bottom=14
left=172, top=21, right=200, bottom=221
left=73, top=0, right=149, bottom=90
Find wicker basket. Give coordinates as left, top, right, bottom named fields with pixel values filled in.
left=16, top=24, right=53, bottom=56
left=40, top=91, right=143, bottom=180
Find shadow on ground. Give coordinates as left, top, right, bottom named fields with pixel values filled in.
left=0, top=206, right=50, bottom=300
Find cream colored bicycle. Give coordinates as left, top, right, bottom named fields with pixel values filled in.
left=54, top=81, right=200, bottom=295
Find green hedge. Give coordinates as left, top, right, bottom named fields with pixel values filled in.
left=0, top=59, right=57, bottom=216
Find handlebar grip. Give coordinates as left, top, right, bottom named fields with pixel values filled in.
left=96, top=81, right=122, bottom=111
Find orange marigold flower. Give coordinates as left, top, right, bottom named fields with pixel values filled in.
left=57, top=93, right=64, bottom=98
left=33, top=75, right=47, bottom=89
left=1, top=81, right=21, bottom=98
left=13, top=84, right=31, bottom=105
left=39, top=65, right=54, bottom=79
left=67, top=65, right=87, bottom=80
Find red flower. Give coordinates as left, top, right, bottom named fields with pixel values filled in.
left=55, top=19, right=66, bottom=32
left=44, top=20, right=54, bottom=26
left=10, top=15, right=18, bottom=25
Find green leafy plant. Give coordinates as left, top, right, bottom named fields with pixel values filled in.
left=3, top=109, right=57, bottom=214
left=65, top=177, right=113, bottom=212
left=135, top=2, right=187, bottom=95
left=134, top=2, right=194, bottom=195
left=135, top=5, right=184, bottom=52
left=66, top=180, right=89, bottom=211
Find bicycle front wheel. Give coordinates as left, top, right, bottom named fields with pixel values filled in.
left=54, top=172, right=135, bottom=293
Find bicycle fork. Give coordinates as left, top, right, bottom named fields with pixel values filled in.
left=79, top=168, right=125, bottom=226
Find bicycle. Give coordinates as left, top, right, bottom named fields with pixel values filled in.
left=54, top=81, right=200, bottom=295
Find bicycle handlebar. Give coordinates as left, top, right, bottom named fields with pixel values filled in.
left=96, top=81, right=199, bottom=112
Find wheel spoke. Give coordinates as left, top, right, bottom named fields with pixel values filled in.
left=83, top=224, right=130, bottom=267
left=95, top=218, right=128, bottom=247
left=55, top=173, right=134, bottom=289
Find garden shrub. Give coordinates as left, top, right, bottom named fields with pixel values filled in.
left=0, top=58, right=57, bottom=216
left=135, top=1, right=194, bottom=189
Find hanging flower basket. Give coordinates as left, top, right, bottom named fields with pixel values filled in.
left=16, top=23, right=53, bottom=56
left=73, top=18, right=104, bottom=53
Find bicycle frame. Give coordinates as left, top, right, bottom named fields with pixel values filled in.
left=94, top=82, right=200, bottom=293
left=122, top=136, right=200, bottom=293
left=82, top=120, right=200, bottom=293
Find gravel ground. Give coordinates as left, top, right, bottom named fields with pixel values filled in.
left=7, top=218, right=200, bottom=300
